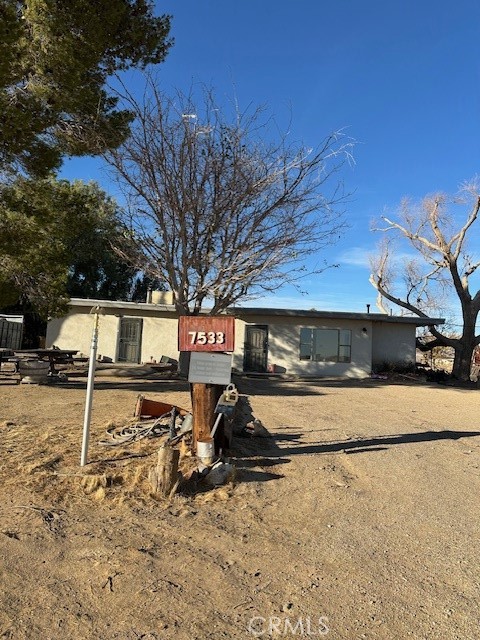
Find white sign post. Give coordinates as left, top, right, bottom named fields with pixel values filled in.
left=80, top=307, right=100, bottom=466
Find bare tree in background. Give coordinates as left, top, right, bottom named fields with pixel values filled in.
left=369, top=181, right=480, bottom=380
left=106, top=81, right=353, bottom=316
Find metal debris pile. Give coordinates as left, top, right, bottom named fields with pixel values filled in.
left=98, top=397, right=193, bottom=447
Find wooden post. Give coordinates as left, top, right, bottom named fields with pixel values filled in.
left=191, top=382, right=218, bottom=447
left=178, top=316, right=235, bottom=455
left=149, top=445, right=180, bottom=498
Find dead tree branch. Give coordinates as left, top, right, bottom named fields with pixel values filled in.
left=369, top=183, right=480, bottom=379
left=105, top=78, right=353, bottom=315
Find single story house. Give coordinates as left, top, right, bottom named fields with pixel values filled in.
left=46, top=297, right=444, bottom=378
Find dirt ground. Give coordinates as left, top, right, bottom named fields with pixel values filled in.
left=1, top=372, right=479, bottom=640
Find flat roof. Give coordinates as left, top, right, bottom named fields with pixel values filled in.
left=69, top=298, right=444, bottom=326
left=69, top=298, right=176, bottom=312
left=228, top=307, right=444, bottom=326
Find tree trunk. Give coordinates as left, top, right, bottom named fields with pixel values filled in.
left=452, top=344, right=474, bottom=381
left=452, top=318, right=476, bottom=381
left=149, top=445, right=180, bottom=498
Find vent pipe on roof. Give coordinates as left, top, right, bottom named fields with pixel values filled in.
left=366, top=304, right=370, bottom=313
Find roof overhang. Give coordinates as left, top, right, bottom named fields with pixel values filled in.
left=228, top=307, right=445, bottom=326
left=69, top=298, right=176, bottom=312
left=68, top=298, right=444, bottom=327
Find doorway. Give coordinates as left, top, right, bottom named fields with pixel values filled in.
left=243, top=324, right=268, bottom=372
left=118, top=318, right=143, bottom=363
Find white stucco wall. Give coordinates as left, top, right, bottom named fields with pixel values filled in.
left=233, top=315, right=373, bottom=377
left=46, top=305, right=179, bottom=363
left=138, top=314, right=179, bottom=362
left=371, top=322, right=416, bottom=369
left=46, top=301, right=420, bottom=377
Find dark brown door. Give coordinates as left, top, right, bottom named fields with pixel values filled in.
left=118, top=318, right=143, bottom=363
left=244, top=325, right=268, bottom=372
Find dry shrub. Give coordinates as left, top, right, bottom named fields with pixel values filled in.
left=4, top=410, right=236, bottom=508
left=25, top=455, right=63, bottom=474
left=81, top=474, right=107, bottom=495
left=195, top=484, right=234, bottom=504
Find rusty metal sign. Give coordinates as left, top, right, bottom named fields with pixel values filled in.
left=178, top=316, right=235, bottom=352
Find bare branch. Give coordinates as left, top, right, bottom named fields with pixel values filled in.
left=105, top=77, right=352, bottom=314
left=450, top=195, right=480, bottom=259
left=370, top=182, right=480, bottom=379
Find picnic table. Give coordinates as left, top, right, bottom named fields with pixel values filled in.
left=0, top=348, right=18, bottom=372
left=14, top=348, right=78, bottom=375
left=0, top=347, right=14, bottom=361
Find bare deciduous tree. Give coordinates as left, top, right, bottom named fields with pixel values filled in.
left=370, top=181, right=480, bottom=380
left=106, top=81, right=353, bottom=316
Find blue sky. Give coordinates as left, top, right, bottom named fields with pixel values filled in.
left=61, top=1, right=480, bottom=315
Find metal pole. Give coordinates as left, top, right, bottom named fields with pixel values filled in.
left=210, top=412, right=222, bottom=439
left=80, top=308, right=100, bottom=466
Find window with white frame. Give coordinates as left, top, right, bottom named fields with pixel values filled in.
left=300, top=328, right=351, bottom=362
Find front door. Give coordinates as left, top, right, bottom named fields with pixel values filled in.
left=118, top=318, right=143, bottom=363
left=243, top=324, right=268, bottom=372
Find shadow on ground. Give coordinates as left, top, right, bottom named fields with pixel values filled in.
left=230, top=392, right=480, bottom=483
left=235, top=374, right=480, bottom=396
left=263, top=429, right=480, bottom=458
left=53, top=379, right=191, bottom=394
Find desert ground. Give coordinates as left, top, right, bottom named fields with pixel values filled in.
left=0, top=371, right=479, bottom=639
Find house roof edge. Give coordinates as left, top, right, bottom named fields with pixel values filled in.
left=67, top=298, right=444, bottom=326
